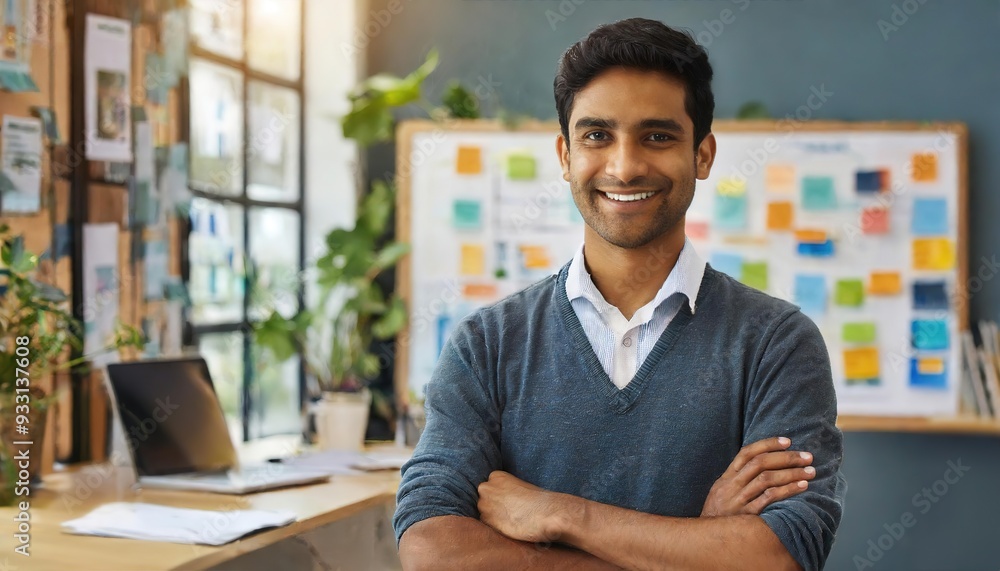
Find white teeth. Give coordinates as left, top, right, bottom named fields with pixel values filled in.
left=604, top=191, right=657, bottom=202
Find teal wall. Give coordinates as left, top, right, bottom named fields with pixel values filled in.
left=366, top=1, right=1000, bottom=568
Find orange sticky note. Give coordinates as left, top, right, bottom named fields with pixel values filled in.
left=913, top=238, right=955, bottom=271
left=519, top=245, right=551, bottom=270
left=686, top=220, right=710, bottom=241
left=844, top=347, right=880, bottom=380
left=917, top=357, right=946, bottom=375
left=767, top=201, right=794, bottom=231
left=869, top=271, right=902, bottom=295
left=456, top=146, right=483, bottom=175
left=463, top=283, right=498, bottom=298
left=861, top=207, right=890, bottom=234
left=460, top=244, right=485, bottom=275
left=795, top=229, right=827, bottom=243
left=912, top=153, right=938, bottom=182
left=765, top=164, right=796, bottom=193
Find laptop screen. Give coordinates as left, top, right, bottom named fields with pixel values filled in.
left=105, top=358, right=238, bottom=476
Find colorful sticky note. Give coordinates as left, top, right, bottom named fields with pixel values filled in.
left=507, top=153, right=536, bottom=180
left=861, top=207, right=890, bottom=235
left=519, top=245, right=551, bottom=270
left=460, top=244, right=485, bottom=276
left=797, top=240, right=834, bottom=257
left=912, top=238, right=955, bottom=270
left=795, top=229, right=827, bottom=243
left=463, top=283, right=498, bottom=299
left=802, top=176, right=837, bottom=210
left=856, top=169, right=890, bottom=193
left=912, top=198, right=948, bottom=236
left=766, top=201, right=794, bottom=231
left=835, top=279, right=865, bottom=307
left=869, top=271, right=902, bottom=295
left=794, top=274, right=827, bottom=312
left=714, top=193, right=747, bottom=230
left=910, top=357, right=947, bottom=389
left=710, top=252, right=743, bottom=279
left=717, top=177, right=747, bottom=196
left=456, top=145, right=482, bottom=175
left=913, top=281, right=948, bottom=311
left=843, top=322, right=877, bottom=344
left=569, top=203, right=584, bottom=224
left=740, top=261, right=768, bottom=291
left=844, top=347, right=880, bottom=381
left=911, top=153, right=938, bottom=182
left=686, top=219, right=709, bottom=241
left=453, top=199, right=482, bottom=230
left=912, top=320, right=949, bottom=350
left=765, top=164, right=796, bottom=193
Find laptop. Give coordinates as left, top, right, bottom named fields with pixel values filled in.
left=104, top=357, right=330, bottom=494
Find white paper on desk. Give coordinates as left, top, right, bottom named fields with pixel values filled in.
left=61, top=502, right=297, bottom=546
left=284, top=449, right=412, bottom=475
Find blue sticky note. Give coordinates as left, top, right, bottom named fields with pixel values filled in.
left=710, top=252, right=743, bottom=279
left=913, top=281, right=948, bottom=311
left=453, top=199, right=482, bottom=230
left=856, top=170, right=887, bottom=193
left=802, top=176, right=837, bottom=210
left=569, top=203, right=584, bottom=224
left=714, top=193, right=747, bottom=230
left=910, top=358, right=948, bottom=389
left=797, top=239, right=835, bottom=257
left=911, top=320, right=949, bottom=350
left=794, top=274, right=827, bottom=311
left=912, top=198, right=948, bottom=236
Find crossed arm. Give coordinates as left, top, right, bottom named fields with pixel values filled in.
left=400, top=438, right=811, bottom=571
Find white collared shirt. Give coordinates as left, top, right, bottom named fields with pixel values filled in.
left=566, top=239, right=706, bottom=389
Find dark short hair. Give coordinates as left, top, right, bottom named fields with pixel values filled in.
left=554, top=18, right=715, bottom=149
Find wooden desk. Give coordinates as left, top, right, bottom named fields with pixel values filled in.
left=1, top=461, right=402, bottom=570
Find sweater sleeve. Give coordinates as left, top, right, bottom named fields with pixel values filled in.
left=745, top=309, right=847, bottom=571
left=392, top=316, right=503, bottom=545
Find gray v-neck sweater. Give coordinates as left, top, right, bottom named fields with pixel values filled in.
left=395, top=264, right=846, bottom=571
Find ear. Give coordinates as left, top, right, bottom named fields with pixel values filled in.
left=556, top=134, right=571, bottom=182
left=695, top=132, right=717, bottom=180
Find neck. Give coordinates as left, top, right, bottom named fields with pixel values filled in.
left=582, top=224, right=686, bottom=320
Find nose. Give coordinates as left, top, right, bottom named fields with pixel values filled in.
left=604, top=139, right=649, bottom=185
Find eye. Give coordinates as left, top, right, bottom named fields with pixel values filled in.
left=649, top=133, right=673, bottom=142
left=584, top=131, right=608, bottom=141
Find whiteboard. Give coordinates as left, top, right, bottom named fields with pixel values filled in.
left=395, top=120, right=968, bottom=418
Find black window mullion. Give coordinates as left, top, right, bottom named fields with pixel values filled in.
left=240, top=0, right=252, bottom=443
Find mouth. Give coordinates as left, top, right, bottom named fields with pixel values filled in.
left=598, top=190, right=662, bottom=203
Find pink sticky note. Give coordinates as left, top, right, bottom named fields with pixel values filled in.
left=686, top=220, right=709, bottom=241
left=861, top=207, right=889, bottom=234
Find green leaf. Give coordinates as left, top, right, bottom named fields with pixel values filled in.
left=357, top=180, right=394, bottom=237
left=355, top=352, right=381, bottom=380
left=341, top=98, right=394, bottom=147
left=29, top=278, right=68, bottom=302
left=373, top=242, right=410, bottom=272
left=441, top=81, right=479, bottom=119
left=253, top=313, right=299, bottom=362
left=372, top=296, right=407, bottom=339
left=736, top=101, right=771, bottom=120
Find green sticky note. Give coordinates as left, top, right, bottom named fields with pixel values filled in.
left=802, top=176, right=837, bottom=210
left=843, top=322, right=877, bottom=344
left=507, top=154, right=536, bottom=180
left=835, top=279, right=865, bottom=306
left=453, top=199, right=482, bottom=230
left=740, top=261, right=768, bottom=291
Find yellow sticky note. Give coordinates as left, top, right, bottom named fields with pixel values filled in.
left=869, top=271, right=902, bottom=295
left=519, top=245, right=551, bottom=270
left=765, top=164, right=796, bottom=193
left=844, top=347, right=880, bottom=380
left=917, top=357, right=946, bottom=375
left=456, top=146, right=482, bottom=175
left=460, top=244, right=485, bottom=275
left=795, top=229, right=827, bottom=243
left=911, top=153, right=938, bottom=182
left=717, top=177, right=746, bottom=197
left=912, top=238, right=955, bottom=271
left=766, top=201, right=794, bottom=231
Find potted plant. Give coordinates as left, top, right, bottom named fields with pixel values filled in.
left=0, top=225, right=143, bottom=505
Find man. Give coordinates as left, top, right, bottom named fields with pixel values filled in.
left=395, top=18, right=845, bottom=571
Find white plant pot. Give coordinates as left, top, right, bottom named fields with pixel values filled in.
left=311, top=388, right=371, bottom=451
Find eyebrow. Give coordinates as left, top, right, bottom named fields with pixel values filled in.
left=573, top=117, right=686, bottom=136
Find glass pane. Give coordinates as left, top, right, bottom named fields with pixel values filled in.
left=248, top=207, right=301, bottom=321
left=247, top=82, right=301, bottom=202
left=190, top=58, right=244, bottom=196
left=247, top=0, right=301, bottom=80
left=189, top=0, right=244, bottom=61
left=199, top=331, right=245, bottom=444
left=189, top=198, right=246, bottom=324
left=249, top=346, right=302, bottom=438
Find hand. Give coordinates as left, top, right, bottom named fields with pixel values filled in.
left=478, top=470, right=570, bottom=544
left=701, top=436, right=816, bottom=517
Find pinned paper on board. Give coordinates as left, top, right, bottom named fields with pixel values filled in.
left=460, top=244, right=485, bottom=276
left=911, top=197, right=948, bottom=236
left=913, top=281, right=948, bottom=311
left=507, top=153, right=536, bottom=180
left=855, top=169, right=890, bottom=193
left=710, top=252, right=743, bottom=279
left=686, top=220, right=709, bottom=241
left=912, top=319, right=949, bottom=350
left=844, top=347, right=880, bottom=384
left=910, top=357, right=947, bottom=389
left=766, top=201, right=794, bottom=231
left=463, top=283, right=498, bottom=299
left=834, top=279, right=865, bottom=307
left=717, top=177, right=746, bottom=196
left=843, top=322, right=877, bottom=344
left=795, top=229, right=827, bottom=243
left=740, top=261, right=768, bottom=292
left=456, top=145, right=482, bottom=175
left=912, top=238, right=954, bottom=270
left=860, top=207, right=890, bottom=235
left=868, top=271, right=902, bottom=295
left=794, top=274, right=827, bottom=313
left=453, top=199, right=482, bottom=230
left=765, top=164, right=796, bottom=193
left=518, top=245, right=551, bottom=270
left=797, top=240, right=834, bottom=257
left=911, top=153, right=938, bottom=182
left=801, top=176, right=837, bottom=210
left=714, top=193, right=747, bottom=230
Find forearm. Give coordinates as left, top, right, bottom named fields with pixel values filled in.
left=400, top=515, right=621, bottom=571
left=556, top=497, right=800, bottom=571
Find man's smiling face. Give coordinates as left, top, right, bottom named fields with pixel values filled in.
left=558, top=67, right=714, bottom=250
